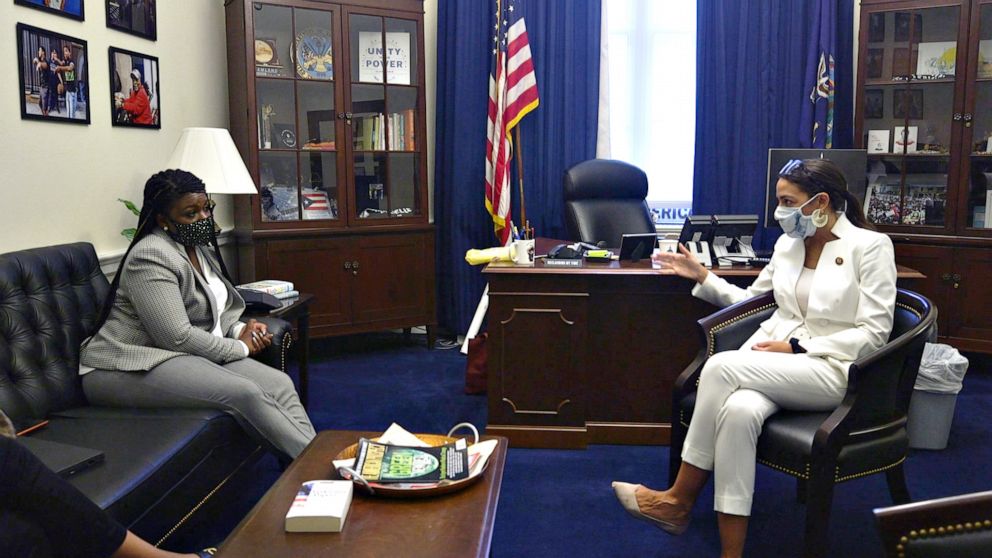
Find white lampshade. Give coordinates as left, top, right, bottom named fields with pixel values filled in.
left=165, top=127, right=257, bottom=194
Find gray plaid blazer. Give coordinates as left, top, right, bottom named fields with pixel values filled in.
left=80, top=228, right=247, bottom=372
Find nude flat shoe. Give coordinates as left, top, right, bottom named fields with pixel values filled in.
left=611, top=481, right=690, bottom=535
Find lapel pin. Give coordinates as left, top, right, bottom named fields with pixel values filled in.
left=835, top=257, right=844, bottom=266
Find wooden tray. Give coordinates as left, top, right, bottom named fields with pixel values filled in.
left=334, top=433, right=489, bottom=498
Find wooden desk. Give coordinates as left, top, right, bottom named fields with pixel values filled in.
left=215, top=430, right=507, bottom=558
left=246, top=294, right=313, bottom=407
left=483, top=240, right=925, bottom=449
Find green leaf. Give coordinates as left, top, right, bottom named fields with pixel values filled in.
left=118, top=198, right=141, bottom=217
left=122, top=228, right=136, bottom=241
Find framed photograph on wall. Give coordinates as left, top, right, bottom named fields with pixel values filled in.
left=894, top=12, right=922, bottom=43
left=16, top=23, right=90, bottom=124
left=865, top=89, right=884, bottom=119
left=868, top=13, right=885, bottom=43
left=108, top=46, right=160, bottom=128
left=893, top=90, right=923, bottom=119
left=866, top=49, right=884, bottom=79
left=106, top=0, right=156, bottom=40
left=15, top=0, right=84, bottom=21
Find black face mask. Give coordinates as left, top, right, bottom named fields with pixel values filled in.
left=167, top=216, right=217, bottom=247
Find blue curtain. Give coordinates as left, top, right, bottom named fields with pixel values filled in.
left=434, top=0, right=601, bottom=335
left=693, top=0, right=854, bottom=249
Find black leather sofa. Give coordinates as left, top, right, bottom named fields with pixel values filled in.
left=0, top=242, right=292, bottom=546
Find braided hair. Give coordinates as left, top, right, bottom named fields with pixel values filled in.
left=89, top=169, right=232, bottom=340
left=778, top=159, right=874, bottom=230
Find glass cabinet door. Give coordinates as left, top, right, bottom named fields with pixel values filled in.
left=253, top=4, right=339, bottom=224
left=348, top=13, right=421, bottom=222
left=862, top=5, right=961, bottom=229
left=968, top=2, right=992, bottom=230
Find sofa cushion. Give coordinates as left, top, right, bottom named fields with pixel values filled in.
left=31, top=407, right=259, bottom=536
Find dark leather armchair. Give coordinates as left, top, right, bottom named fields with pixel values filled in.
left=0, top=242, right=293, bottom=546
left=670, top=289, right=937, bottom=558
left=563, top=159, right=655, bottom=246
left=875, top=491, right=992, bottom=557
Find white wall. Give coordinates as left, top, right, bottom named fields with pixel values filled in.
left=1, top=1, right=439, bottom=259
left=0, top=1, right=232, bottom=257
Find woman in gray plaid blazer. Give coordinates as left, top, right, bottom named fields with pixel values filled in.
left=81, top=170, right=315, bottom=459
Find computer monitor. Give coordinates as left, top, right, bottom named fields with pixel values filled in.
left=765, top=149, right=868, bottom=228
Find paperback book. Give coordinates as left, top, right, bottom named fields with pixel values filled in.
left=235, top=279, right=294, bottom=295
left=284, top=480, right=352, bottom=533
left=353, top=438, right=470, bottom=483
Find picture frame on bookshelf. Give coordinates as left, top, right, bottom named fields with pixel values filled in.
left=894, top=126, right=918, bottom=154
left=864, top=183, right=902, bottom=225
left=977, top=40, right=992, bottom=79
left=358, top=32, right=411, bottom=84
left=901, top=185, right=946, bottom=226
left=865, top=89, right=883, bottom=119
left=866, top=49, right=884, bottom=79
left=106, top=0, right=156, bottom=41
left=272, top=122, right=298, bottom=149
left=15, top=0, right=84, bottom=21
left=255, top=38, right=285, bottom=77
left=893, top=90, right=923, bottom=119
left=16, top=23, right=90, bottom=124
left=868, top=13, right=885, bottom=43
left=894, top=12, right=922, bottom=43
left=109, top=47, right=160, bottom=128
left=916, top=42, right=956, bottom=77
left=867, top=130, right=890, bottom=153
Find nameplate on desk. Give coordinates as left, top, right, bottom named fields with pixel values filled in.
left=543, top=259, right=582, bottom=267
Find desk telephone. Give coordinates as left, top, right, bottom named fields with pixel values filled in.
left=237, top=288, right=284, bottom=312
left=547, top=241, right=603, bottom=259
left=684, top=235, right=713, bottom=268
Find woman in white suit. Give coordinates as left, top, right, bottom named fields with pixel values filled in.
left=612, top=159, right=897, bottom=558
left=81, top=170, right=315, bottom=460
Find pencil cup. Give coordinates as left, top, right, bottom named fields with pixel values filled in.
left=511, top=239, right=535, bottom=265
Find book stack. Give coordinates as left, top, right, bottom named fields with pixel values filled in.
left=236, top=279, right=298, bottom=299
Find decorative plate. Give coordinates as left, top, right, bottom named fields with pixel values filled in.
left=295, top=29, right=333, bottom=80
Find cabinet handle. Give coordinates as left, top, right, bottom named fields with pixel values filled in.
left=964, top=113, right=972, bottom=128
left=344, top=261, right=351, bottom=270
left=953, top=113, right=962, bottom=121
left=352, top=260, right=359, bottom=276
left=941, top=273, right=951, bottom=281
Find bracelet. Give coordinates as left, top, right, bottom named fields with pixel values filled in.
left=789, top=338, right=807, bottom=354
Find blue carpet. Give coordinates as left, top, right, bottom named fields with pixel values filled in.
left=184, top=334, right=992, bottom=557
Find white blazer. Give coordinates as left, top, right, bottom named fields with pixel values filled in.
left=692, top=213, right=897, bottom=371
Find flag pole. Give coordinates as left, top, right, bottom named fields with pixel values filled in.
left=514, top=127, right=526, bottom=234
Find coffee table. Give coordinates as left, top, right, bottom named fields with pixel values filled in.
left=214, top=430, right=508, bottom=557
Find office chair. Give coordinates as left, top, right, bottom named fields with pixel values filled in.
left=875, top=490, right=992, bottom=557
left=562, top=159, right=655, bottom=247
left=670, top=289, right=936, bottom=558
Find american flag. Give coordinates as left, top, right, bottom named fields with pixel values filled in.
left=485, top=0, right=539, bottom=244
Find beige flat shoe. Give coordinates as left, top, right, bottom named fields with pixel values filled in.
left=611, top=481, right=690, bottom=535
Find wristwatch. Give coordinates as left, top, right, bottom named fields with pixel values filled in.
left=789, top=338, right=807, bottom=354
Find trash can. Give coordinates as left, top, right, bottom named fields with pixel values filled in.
left=907, top=343, right=969, bottom=450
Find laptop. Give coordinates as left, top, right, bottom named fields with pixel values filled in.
left=619, top=233, right=659, bottom=262
left=18, top=437, right=105, bottom=478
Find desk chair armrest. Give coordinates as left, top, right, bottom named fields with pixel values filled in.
left=249, top=317, right=293, bottom=374
left=674, top=292, right=778, bottom=399
left=874, top=491, right=992, bottom=558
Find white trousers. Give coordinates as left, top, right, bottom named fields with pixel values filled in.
left=681, top=349, right=847, bottom=516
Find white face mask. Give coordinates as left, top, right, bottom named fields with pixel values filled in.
left=774, top=194, right=826, bottom=239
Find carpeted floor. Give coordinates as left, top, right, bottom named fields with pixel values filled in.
left=184, top=334, right=992, bottom=557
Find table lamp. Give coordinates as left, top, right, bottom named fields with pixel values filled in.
left=165, top=127, right=257, bottom=194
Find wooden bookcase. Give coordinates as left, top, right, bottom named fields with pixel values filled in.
left=225, top=0, right=435, bottom=341
left=856, top=0, right=992, bottom=352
